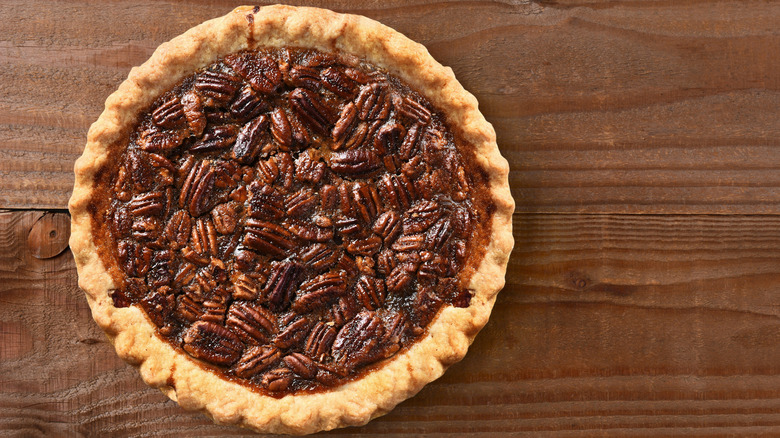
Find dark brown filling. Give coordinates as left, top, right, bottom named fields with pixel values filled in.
left=91, top=47, right=494, bottom=396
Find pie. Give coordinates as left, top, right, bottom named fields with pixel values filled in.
left=69, top=4, right=513, bottom=434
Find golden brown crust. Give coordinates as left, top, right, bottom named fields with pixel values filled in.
left=69, top=5, right=513, bottom=435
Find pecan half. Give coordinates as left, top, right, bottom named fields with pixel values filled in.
left=355, top=83, right=391, bottom=120
left=211, top=201, right=240, bottom=234
left=273, top=316, right=312, bottom=349
left=234, top=345, right=281, bottom=378
left=179, top=160, right=215, bottom=217
left=292, top=271, right=347, bottom=313
left=330, top=150, right=381, bottom=176
left=331, top=311, right=386, bottom=369
left=152, top=96, right=185, bottom=129
left=191, top=125, right=239, bottom=153
left=226, top=301, right=277, bottom=345
left=305, top=322, right=336, bottom=361
left=225, top=53, right=282, bottom=94
left=289, top=88, right=336, bottom=134
left=263, top=367, right=293, bottom=392
left=300, top=243, right=340, bottom=272
left=283, top=353, right=318, bottom=379
left=194, top=69, right=239, bottom=105
left=182, top=321, right=244, bottom=366
left=355, top=275, right=386, bottom=310
left=320, top=66, right=358, bottom=98
left=232, top=115, right=269, bottom=164
left=263, top=261, right=303, bottom=310
left=230, top=85, right=269, bottom=122
left=243, top=219, right=296, bottom=258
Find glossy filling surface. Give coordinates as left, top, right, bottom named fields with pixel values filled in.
left=90, top=48, right=494, bottom=395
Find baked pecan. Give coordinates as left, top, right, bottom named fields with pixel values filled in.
left=201, top=300, right=227, bottom=324
left=292, top=271, right=347, bottom=313
left=263, top=261, right=303, bottom=310
left=191, top=125, right=238, bottom=153
left=305, top=322, right=336, bottom=361
left=137, top=127, right=184, bottom=152
left=320, top=66, right=359, bottom=98
left=355, top=83, right=391, bottom=121
left=232, top=115, right=269, bottom=164
left=226, top=301, right=276, bottom=345
left=173, top=261, right=197, bottom=288
left=288, top=220, right=333, bottom=243
left=331, top=296, right=359, bottom=327
left=190, top=217, right=218, bottom=256
left=346, top=235, right=382, bottom=256
left=376, top=249, right=396, bottom=276
left=402, top=200, right=442, bottom=234
left=263, top=367, right=293, bottom=392
left=211, top=201, right=240, bottom=234
left=131, top=217, right=160, bottom=241
left=111, top=206, right=132, bottom=237
left=283, top=353, right=317, bottom=379
left=175, top=293, right=202, bottom=323
left=289, top=88, right=336, bottom=135
left=182, top=321, right=244, bottom=366
left=395, top=95, right=432, bottom=124
left=356, top=275, right=385, bottom=310
left=399, top=123, right=423, bottom=160
left=230, top=85, right=269, bottom=122
left=332, top=311, right=385, bottom=369
left=128, top=192, right=165, bottom=217
left=334, top=216, right=361, bottom=236
left=117, top=240, right=151, bottom=278
left=152, top=96, right=186, bottom=129
left=232, top=272, right=258, bottom=300
left=300, top=243, right=340, bottom=272
left=294, top=152, right=325, bottom=184
left=331, top=102, right=359, bottom=148
left=273, top=316, right=312, bottom=349
left=193, top=69, right=239, bottom=105
left=243, top=219, right=296, bottom=258
left=391, top=234, right=425, bottom=252
left=372, top=211, right=402, bottom=244
left=286, top=188, right=318, bottom=217
left=147, top=250, right=176, bottom=288
left=383, top=311, right=408, bottom=345
left=386, top=263, right=415, bottom=295
left=225, top=52, right=282, bottom=94
left=181, top=91, right=206, bottom=137
left=378, top=173, right=416, bottom=211
left=248, top=184, right=284, bottom=221
left=139, top=286, right=174, bottom=326
left=374, top=122, right=406, bottom=154
left=413, top=285, right=443, bottom=328
left=349, top=182, right=382, bottom=223
left=179, top=160, right=215, bottom=217
left=270, top=108, right=293, bottom=149
left=330, top=150, right=381, bottom=176
left=428, top=218, right=454, bottom=251
left=287, top=65, right=321, bottom=90
left=234, top=345, right=281, bottom=378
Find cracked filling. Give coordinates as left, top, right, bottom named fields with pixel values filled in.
left=89, top=47, right=495, bottom=396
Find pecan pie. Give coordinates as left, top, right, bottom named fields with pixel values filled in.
left=69, top=5, right=513, bottom=434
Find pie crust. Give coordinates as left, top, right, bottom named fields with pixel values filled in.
left=69, top=5, right=513, bottom=434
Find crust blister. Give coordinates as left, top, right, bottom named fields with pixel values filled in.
left=69, top=4, right=513, bottom=434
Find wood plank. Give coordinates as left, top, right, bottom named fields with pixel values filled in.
left=2, top=210, right=778, bottom=436
left=0, top=1, right=779, bottom=212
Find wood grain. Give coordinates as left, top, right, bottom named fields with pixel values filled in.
left=1, top=210, right=779, bottom=436
left=0, top=0, right=779, bottom=212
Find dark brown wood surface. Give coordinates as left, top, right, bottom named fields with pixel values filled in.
left=1, top=0, right=778, bottom=436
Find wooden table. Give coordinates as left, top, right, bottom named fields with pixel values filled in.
left=2, top=1, right=779, bottom=436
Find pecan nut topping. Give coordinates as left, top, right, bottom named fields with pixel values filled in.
left=85, top=46, right=498, bottom=397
